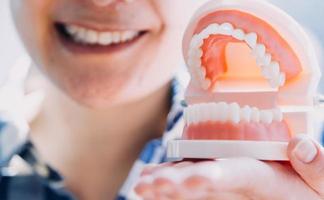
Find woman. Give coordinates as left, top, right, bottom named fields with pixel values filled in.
left=1, top=0, right=323, bottom=199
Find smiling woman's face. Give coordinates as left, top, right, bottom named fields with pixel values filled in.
left=10, top=0, right=204, bottom=108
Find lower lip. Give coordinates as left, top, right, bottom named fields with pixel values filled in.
left=56, top=26, right=148, bottom=55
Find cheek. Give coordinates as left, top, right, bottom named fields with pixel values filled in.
left=11, top=0, right=53, bottom=68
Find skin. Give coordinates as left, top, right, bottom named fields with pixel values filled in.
left=9, top=0, right=324, bottom=199
left=10, top=0, right=206, bottom=199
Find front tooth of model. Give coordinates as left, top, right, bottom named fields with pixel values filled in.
left=232, top=29, right=245, bottom=40
left=269, top=61, right=280, bottom=77
left=253, top=44, right=266, bottom=58
left=251, top=107, right=260, bottom=122
left=279, top=72, right=286, bottom=86
left=208, top=23, right=220, bottom=34
left=229, top=103, right=240, bottom=123
left=261, top=66, right=272, bottom=79
left=211, top=103, right=219, bottom=121
left=272, top=108, right=283, bottom=122
left=262, top=53, right=272, bottom=66
left=218, top=102, right=229, bottom=122
left=245, top=32, right=258, bottom=48
left=190, top=34, right=203, bottom=49
left=219, top=23, right=234, bottom=35
left=241, top=106, right=252, bottom=122
left=202, top=104, right=212, bottom=122
left=260, top=110, right=273, bottom=124
left=269, top=76, right=280, bottom=88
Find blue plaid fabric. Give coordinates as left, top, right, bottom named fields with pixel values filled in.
left=0, top=79, right=185, bottom=200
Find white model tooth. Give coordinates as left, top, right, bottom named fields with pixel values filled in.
left=268, top=61, right=280, bottom=77
left=85, top=30, right=98, bottom=44
left=207, top=23, right=220, bottom=34
left=218, top=102, right=229, bottom=122
left=210, top=103, right=218, bottom=121
left=251, top=107, right=260, bottom=122
left=219, top=22, right=234, bottom=35
left=232, top=29, right=245, bottom=40
left=260, top=110, right=273, bottom=124
left=202, top=104, right=211, bottom=122
left=245, top=32, right=257, bottom=48
left=263, top=53, right=272, bottom=66
left=188, top=48, right=202, bottom=60
left=202, top=78, right=211, bottom=90
left=200, top=24, right=219, bottom=39
left=261, top=65, right=272, bottom=79
left=229, top=103, right=240, bottom=123
left=253, top=44, right=266, bottom=58
left=190, top=34, right=203, bottom=49
left=269, top=77, right=280, bottom=88
left=98, top=32, right=113, bottom=45
left=240, top=105, right=251, bottom=122
left=279, top=72, right=286, bottom=86
left=272, top=108, right=283, bottom=122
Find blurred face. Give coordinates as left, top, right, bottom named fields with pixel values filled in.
left=10, top=0, right=205, bottom=108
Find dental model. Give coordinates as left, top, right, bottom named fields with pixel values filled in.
left=167, top=0, right=321, bottom=161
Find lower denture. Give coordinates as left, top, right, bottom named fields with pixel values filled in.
left=183, top=120, right=291, bottom=142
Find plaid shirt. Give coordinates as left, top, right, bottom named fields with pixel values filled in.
left=0, top=79, right=185, bottom=200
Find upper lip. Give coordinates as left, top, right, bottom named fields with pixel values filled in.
left=57, top=21, right=148, bottom=32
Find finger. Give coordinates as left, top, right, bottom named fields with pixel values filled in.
left=288, top=135, right=324, bottom=197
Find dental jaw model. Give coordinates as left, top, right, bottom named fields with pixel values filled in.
left=167, top=0, right=321, bottom=161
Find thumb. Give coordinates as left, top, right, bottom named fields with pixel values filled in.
left=288, top=135, right=324, bottom=197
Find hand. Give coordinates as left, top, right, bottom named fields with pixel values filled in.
left=134, top=135, right=324, bottom=200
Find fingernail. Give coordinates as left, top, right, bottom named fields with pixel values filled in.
left=293, top=138, right=318, bottom=163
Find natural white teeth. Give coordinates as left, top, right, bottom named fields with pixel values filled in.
left=64, top=24, right=139, bottom=45
left=219, top=23, right=234, bottom=35
left=85, top=30, right=98, bottom=44
left=66, top=25, right=79, bottom=35
left=229, top=103, right=240, bottom=124
left=244, top=32, right=257, bottom=48
left=184, top=103, right=283, bottom=125
left=232, top=29, right=245, bottom=40
left=272, top=109, right=283, bottom=121
left=241, top=106, right=252, bottom=122
left=98, top=32, right=113, bottom=45
left=260, top=110, right=273, bottom=124
left=268, top=61, right=280, bottom=77
left=251, top=107, right=260, bottom=122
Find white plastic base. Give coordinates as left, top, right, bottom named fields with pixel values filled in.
left=167, top=140, right=289, bottom=161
